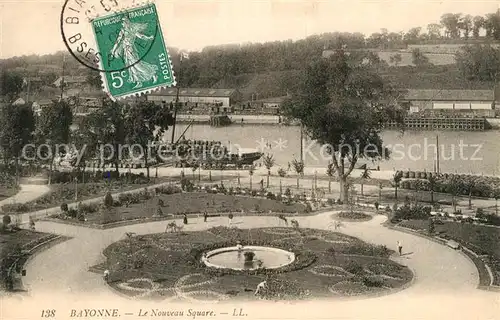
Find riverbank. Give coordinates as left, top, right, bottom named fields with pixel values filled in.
left=177, top=114, right=284, bottom=125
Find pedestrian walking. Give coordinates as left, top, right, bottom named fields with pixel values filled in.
left=287, top=162, right=291, bottom=171
left=397, top=240, right=403, bottom=256
left=103, top=269, right=110, bottom=282
left=183, top=214, right=188, bottom=225
left=203, top=211, right=208, bottom=222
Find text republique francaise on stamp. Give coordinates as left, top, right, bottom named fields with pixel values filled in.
left=60, top=0, right=175, bottom=100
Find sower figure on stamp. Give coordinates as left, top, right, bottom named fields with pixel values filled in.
left=111, top=15, right=158, bottom=89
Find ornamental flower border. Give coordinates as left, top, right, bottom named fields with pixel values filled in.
left=189, top=240, right=317, bottom=277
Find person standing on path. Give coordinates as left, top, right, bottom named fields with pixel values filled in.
left=397, top=241, right=403, bottom=256
left=103, top=269, right=110, bottom=282
left=183, top=214, right=188, bottom=225
left=203, top=211, right=208, bottom=222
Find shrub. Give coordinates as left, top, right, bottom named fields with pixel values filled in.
left=158, top=199, right=164, bottom=207
left=155, top=185, right=181, bottom=195
left=2, top=215, right=11, bottom=225
left=402, top=171, right=409, bottom=179
left=284, top=188, right=291, bottom=197
left=393, top=204, right=431, bottom=221
left=277, top=168, right=287, bottom=177
left=60, top=203, right=68, bottom=212
left=266, top=192, right=276, bottom=200
left=345, top=261, right=364, bottom=275
left=66, top=208, right=78, bottom=218
left=362, top=276, right=384, bottom=287
left=104, top=192, right=114, bottom=208
left=78, top=202, right=99, bottom=214
left=305, top=202, right=313, bottom=213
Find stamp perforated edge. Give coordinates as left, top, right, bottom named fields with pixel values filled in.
left=93, top=0, right=177, bottom=101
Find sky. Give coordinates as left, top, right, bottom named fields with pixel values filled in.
left=0, top=0, right=499, bottom=59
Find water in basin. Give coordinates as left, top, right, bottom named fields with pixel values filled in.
left=204, top=246, right=294, bottom=270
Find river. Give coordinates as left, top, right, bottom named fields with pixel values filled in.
left=167, top=124, right=500, bottom=175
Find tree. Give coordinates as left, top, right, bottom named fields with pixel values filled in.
left=0, top=71, right=23, bottom=102
left=472, top=16, right=485, bottom=38
left=428, top=217, right=435, bottom=235
left=484, top=12, right=500, bottom=39
left=282, top=52, right=405, bottom=203
left=455, top=45, right=500, bottom=81
left=389, top=53, right=402, bottom=66
left=463, top=176, right=477, bottom=209
left=35, top=101, right=73, bottom=184
left=291, top=159, right=304, bottom=189
left=248, top=164, right=255, bottom=190
left=427, top=174, right=437, bottom=205
left=427, top=23, right=442, bottom=39
left=83, top=99, right=126, bottom=174
left=440, top=13, right=461, bottom=38
left=326, top=162, right=335, bottom=193
left=2, top=215, right=11, bottom=226
left=191, top=162, right=199, bottom=181
left=359, top=167, right=371, bottom=196
left=412, top=49, right=431, bottom=67
left=446, top=176, right=462, bottom=213
left=260, top=154, right=275, bottom=188
left=124, top=101, right=172, bottom=179
left=391, top=171, right=403, bottom=201
left=403, top=27, right=422, bottom=43
left=493, top=189, right=500, bottom=215
left=86, top=70, right=102, bottom=88
left=459, top=15, right=473, bottom=39
left=0, top=103, right=36, bottom=182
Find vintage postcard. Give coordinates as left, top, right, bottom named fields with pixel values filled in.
left=0, top=0, right=499, bottom=319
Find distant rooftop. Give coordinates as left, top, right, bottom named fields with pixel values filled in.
left=149, top=88, right=237, bottom=97
left=404, top=89, right=494, bottom=101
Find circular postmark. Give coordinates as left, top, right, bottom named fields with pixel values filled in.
left=60, top=0, right=159, bottom=72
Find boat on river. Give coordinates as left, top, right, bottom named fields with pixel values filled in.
left=157, top=139, right=262, bottom=169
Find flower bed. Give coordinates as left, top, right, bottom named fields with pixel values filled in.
left=335, top=211, right=372, bottom=221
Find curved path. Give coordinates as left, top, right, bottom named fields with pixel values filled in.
left=0, top=184, right=50, bottom=213
left=8, top=211, right=496, bottom=320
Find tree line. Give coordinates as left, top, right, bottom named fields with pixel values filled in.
left=0, top=99, right=173, bottom=184
left=1, top=11, right=499, bottom=90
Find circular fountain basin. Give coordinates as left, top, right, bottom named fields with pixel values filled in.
left=202, top=246, right=295, bottom=270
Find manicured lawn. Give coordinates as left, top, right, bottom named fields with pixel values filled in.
left=60, top=192, right=308, bottom=226
left=399, top=219, right=500, bottom=285
left=1, top=178, right=173, bottom=214
left=0, top=229, right=57, bottom=291
left=97, top=227, right=412, bottom=301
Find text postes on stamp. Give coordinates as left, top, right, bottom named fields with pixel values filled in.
left=91, top=3, right=176, bottom=100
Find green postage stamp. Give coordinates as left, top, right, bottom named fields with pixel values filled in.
left=91, top=2, right=175, bottom=100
